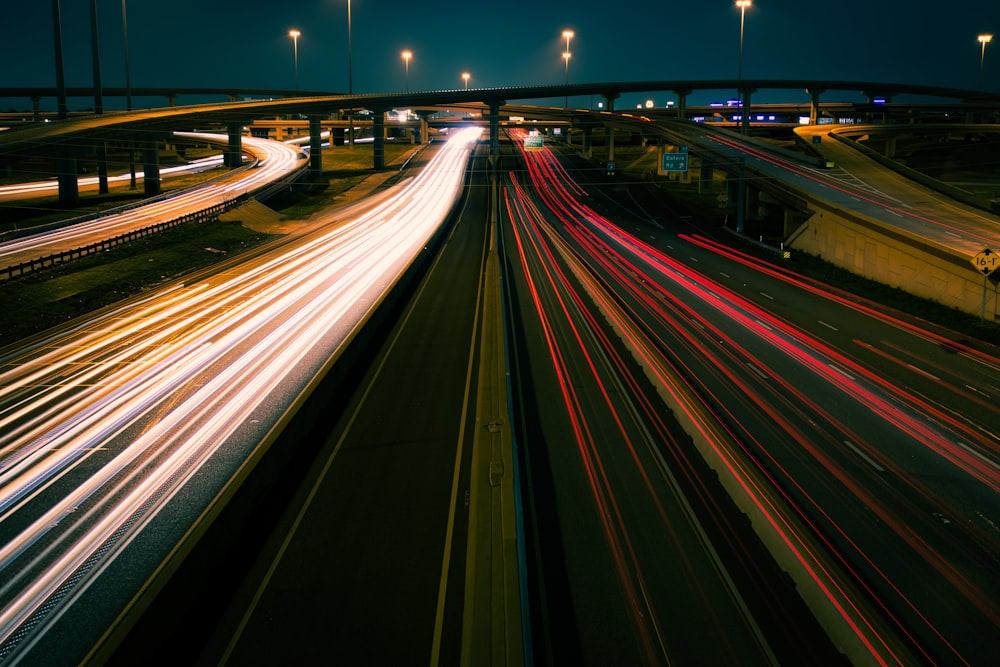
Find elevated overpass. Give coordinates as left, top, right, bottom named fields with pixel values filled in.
left=1, top=79, right=994, bottom=202
left=2, top=79, right=998, bottom=319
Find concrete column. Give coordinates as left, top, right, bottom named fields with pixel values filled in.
left=96, top=141, right=109, bottom=194
left=783, top=208, right=798, bottom=238
left=167, top=93, right=176, bottom=107
left=673, top=88, right=690, bottom=121
left=373, top=110, right=385, bottom=170
left=602, top=94, right=618, bottom=165
left=741, top=88, right=755, bottom=133
left=225, top=122, right=242, bottom=168
left=582, top=126, right=593, bottom=159
left=885, top=136, right=896, bottom=159
left=56, top=155, right=79, bottom=206
left=489, top=101, right=502, bottom=166
left=31, top=97, right=41, bottom=123
left=142, top=136, right=160, bottom=196
left=309, top=116, right=323, bottom=177
left=807, top=88, right=825, bottom=125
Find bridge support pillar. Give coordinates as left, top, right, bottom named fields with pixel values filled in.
left=489, top=101, right=503, bottom=167
left=602, top=93, right=618, bottom=165
left=56, top=155, right=79, bottom=207
left=783, top=207, right=798, bottom=238
left=96, top=141, right=109, bottom=194
left=309, top=115, right=323, bottom=177
left=806, top=88, right=825, bottom=125
left=884, top=136, right=896, bottom=159
left=142, top=136, right=161, bottom=197
left=31, top=96, right=41, bottom=123
left=224, top=122, right=243, bottom=168
left=673, top=88, right=691, bottom=121
left=740, top=88, right=755, bottom=133
left=373, top=109, right=386, bottom=169
left=582, top=126, right=593, bottom=159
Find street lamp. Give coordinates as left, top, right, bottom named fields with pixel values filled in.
left=462, top=71, right=470, bottom=89
left=401, top=50, right=412, bottom=92
left=288, top=29, right=301, bottom=90
left=347, top=0, right=354, bottom=145
left=347, top=0, right=353, bottom=94
left=121, top=0, right=135, bottom=188
left=736, top=0, right=751, bottom=132
left=979, top=34, right=993, bottom=90
left=562, top=30, right=574, bottom=106
left=562, top=51, right=571, bottom=107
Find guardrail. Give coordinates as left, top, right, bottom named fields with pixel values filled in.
left=828, top=125, right=1000, bottom=217
left=0, top=157, right=260, bottom=244
left=0, top=196, right=248, bottom=282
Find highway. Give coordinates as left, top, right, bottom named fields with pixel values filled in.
left=0, top=127, right=482, bottom=664
left=179, top=128, right=851, bottom=665
left=498, top=129, right=1000, bottom=664
left=176, top=139, right=498, bottom=666
left=0, top=148, right=224, bottom=203
left=0, top=132, right=308, bottom=272
left=0, top=101, right=998, bottom=665
left=686, top=122, right=1000, bottom=254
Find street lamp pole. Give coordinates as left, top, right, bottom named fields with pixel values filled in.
left=347, top=0, right=354, bottom=145
left=462, top=72, right=470, bottom=89
left=979, top=34, right=993, bottom=90
left=562, top=29, right=574, bottom=107
left=347, top=0, right=353, bottom=94
left=736, top=0, right=751, bottom=132
left=562, top=52, right=571, bottom=107
left=289, top=29, right=301, bottom=90
left=735, top=0, right=751, bottom=233
left=51, top=0, right=67, bottom=119
left=402, top=50, right=412, bottom=92
left=121, top=0, right=136, bottom=188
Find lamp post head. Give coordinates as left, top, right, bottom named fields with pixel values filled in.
left=562, top=52, right=571, bottom=61
left=402, top=50, right=412, bottom=62
left=736, top=0, right=751, bottom=9
left=562, top=30, right=574, bottom=40
left=289, top=29, right=300, bottom=39
left=979, top=34, right=994, bottom=45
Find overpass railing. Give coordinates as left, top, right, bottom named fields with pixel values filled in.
left=0, top=196, right=249, bottom=282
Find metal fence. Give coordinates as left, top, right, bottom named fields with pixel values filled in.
left=0, top=196, right=247, bottom=281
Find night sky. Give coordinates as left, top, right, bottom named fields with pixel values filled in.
left=2, top=1, right=998, bottom=111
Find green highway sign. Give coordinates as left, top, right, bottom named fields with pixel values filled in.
left=523, top=133, right=544, bottom=150
left=660, top=146, right=689, bottom=173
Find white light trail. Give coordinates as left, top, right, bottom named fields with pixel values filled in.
left=0, top=127, right=482, bottom=656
